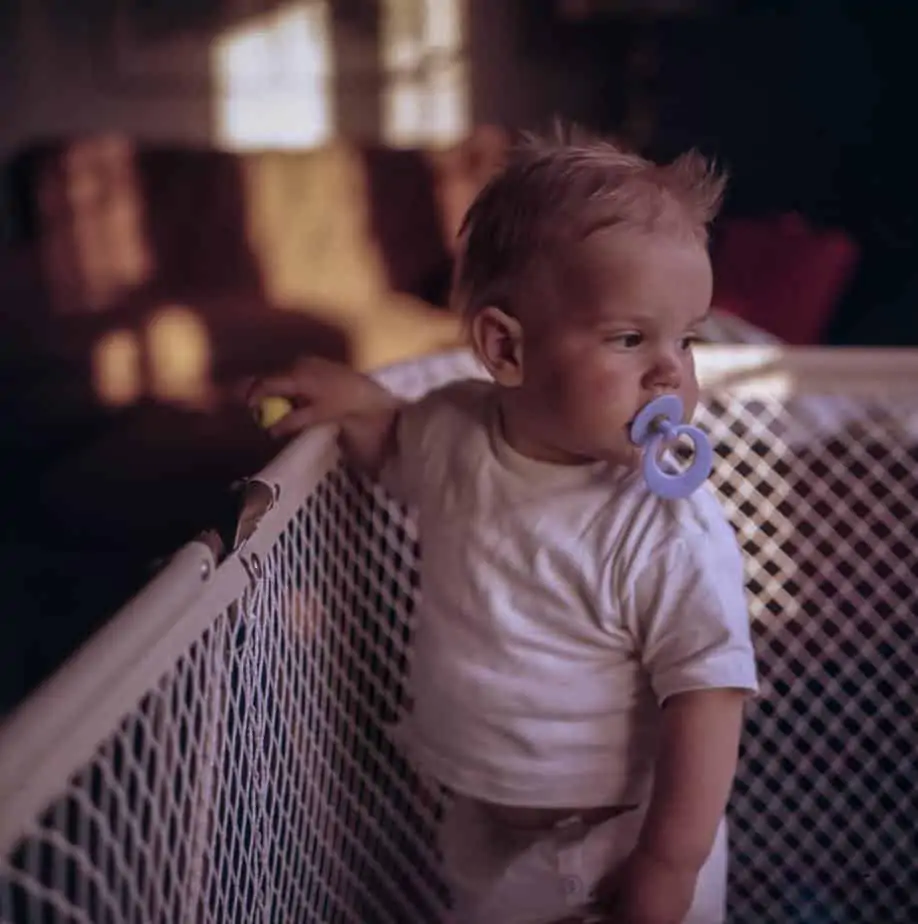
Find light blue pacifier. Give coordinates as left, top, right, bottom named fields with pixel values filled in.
left=629, top=394, right=713, bottom=500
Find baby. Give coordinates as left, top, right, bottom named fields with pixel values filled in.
left=249, top=132, right=758, bottom=924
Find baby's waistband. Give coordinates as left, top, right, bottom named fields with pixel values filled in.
left=446, top=792, right=641, bottom=833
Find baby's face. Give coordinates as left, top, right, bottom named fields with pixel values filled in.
left=514, top=230, right=712, bottom=467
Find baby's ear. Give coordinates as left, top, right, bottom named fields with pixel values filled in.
left=470, top=306, right=524, bottom=387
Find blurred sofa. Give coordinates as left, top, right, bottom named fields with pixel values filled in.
left=1, top=129, right=507, bottom=494
left=0, top=129, right=507, bottom=705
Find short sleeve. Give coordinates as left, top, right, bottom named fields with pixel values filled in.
left=375, top=379, right=489, bottom=507
left=376, top=399, right=425, bottom=507
left=622, top=521, right=759, bottom=704
left=377, top=384, right=458, bottom=507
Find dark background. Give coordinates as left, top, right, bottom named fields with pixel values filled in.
left=2, top=0, right=917, bottom=714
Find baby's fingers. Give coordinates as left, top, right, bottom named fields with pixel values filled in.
left=246, top=373, right=305, bottom=406
left=264, top=404, right=328, bottom=438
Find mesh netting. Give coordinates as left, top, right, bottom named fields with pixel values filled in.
left=2, top=351, right=917, bottom=924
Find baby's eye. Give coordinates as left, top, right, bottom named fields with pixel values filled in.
left=606, top=332, right=644, bottom=349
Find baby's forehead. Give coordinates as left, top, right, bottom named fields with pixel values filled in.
left=525, top=229, right=711, bottom=326
left=543, top=226, right=701, bottom=290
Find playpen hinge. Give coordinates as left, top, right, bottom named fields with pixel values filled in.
left=239, top=551, right=264, bottom=587
left=199, top=478, right=279, bottom=567
left=232, top=478, right=277, bottom=554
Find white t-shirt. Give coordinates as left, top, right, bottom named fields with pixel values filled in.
left=380, top=378, right=758, bottom=809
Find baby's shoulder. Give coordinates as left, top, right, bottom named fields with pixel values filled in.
left=416, top=376, right=493, bottom=415
left=380, top=378, right=493, bottom=507
left=404, top=377, right=494, bottom=443
left=396, top=377, right=495, bottom=476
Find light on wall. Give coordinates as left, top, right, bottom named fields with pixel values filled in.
left=382, top=0, right=468, bottom=146
left=92, top=329, right=142, bottom=407
left=212, top=1, right=335, bottom=150
left=212, top=0, right=467, bottom=150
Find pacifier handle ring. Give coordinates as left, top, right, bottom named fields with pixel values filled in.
left=641, top=423, right=713, bottom=500
left=630, top=394, right=713, bottom=500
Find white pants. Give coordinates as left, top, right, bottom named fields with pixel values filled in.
left=440, top=796, right=728, bottom=924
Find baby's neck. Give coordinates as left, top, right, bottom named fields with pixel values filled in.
left=495, top=392, right=594, bottom=467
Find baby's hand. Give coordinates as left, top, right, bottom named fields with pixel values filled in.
left=245, top=357, right=396, bottom=438
left=590, top=848, right=698, bottom=924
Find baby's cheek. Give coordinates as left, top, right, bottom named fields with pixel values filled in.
left=576, top=362, right=634, bottom=406
left=545, top=349, right=634, bottom=422
left=567, top=375, right=634, bottom=437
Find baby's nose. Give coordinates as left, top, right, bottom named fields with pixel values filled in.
left=648, top=354, right=683, bottom=390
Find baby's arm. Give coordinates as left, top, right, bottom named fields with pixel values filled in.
left=336, top=404, right=403, bottom=477
left=597, top=515, right=758, bottom=924
left=598, top=689, right=746, bottom=924
left=635, top=689, right=745, bottom=869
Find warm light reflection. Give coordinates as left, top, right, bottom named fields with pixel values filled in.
left=91, top=329, right=142, bottom=407
left=696, top=346, right=792, bottom=399
left=212, top=0, right=467, bottom=151
left=238, top=143, right=390, bottom=310
left=212, top=2, right=334, bottom=150
left=146, top=306, right=212, bottom=406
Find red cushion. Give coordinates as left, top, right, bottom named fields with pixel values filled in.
left=711, top=213, right=860, bottom=345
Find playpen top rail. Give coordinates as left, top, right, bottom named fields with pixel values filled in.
left=694, top=345, right=918, bottom=396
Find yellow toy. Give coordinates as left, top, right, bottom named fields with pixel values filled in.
left=256, top=396, right=293, bottom=429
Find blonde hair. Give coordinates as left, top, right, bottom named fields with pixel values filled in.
left=452, top=128, right=726, bottom=323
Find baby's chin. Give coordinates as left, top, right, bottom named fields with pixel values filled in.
left=591, top=442, right=641, bottom=470
left=554, top=432, right=641, bottom=469
left=618, top=445, right=643, bottom=470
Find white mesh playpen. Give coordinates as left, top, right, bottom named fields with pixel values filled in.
left=1, top=345, right=917, bottom=924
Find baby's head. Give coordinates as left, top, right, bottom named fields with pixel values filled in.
left=454, top=130, right=726, bottom=468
